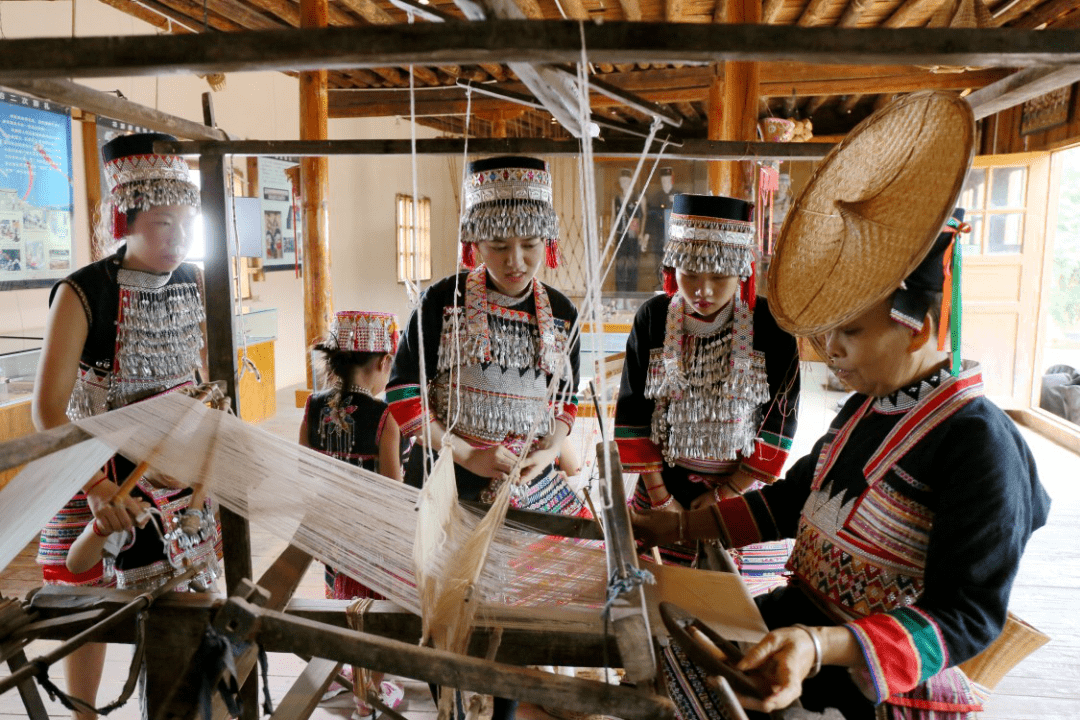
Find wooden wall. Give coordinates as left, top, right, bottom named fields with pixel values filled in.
left=979, top=82, right=1080, bottom=155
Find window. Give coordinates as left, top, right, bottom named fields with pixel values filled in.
left=959, top=165, right=1028, bottom=255
left=396, top=193, right=431, bottom=283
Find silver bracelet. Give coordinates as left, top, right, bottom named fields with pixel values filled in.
left=792, top=624, right=822, bottom=678
left=653, top=494, right=675, bottom=510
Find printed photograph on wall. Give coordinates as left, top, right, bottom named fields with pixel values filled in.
left=257, top=156, right=301, bottom=270
left=0, top=90, right=75, bottom=287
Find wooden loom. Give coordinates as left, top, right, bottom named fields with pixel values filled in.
left=1, top=19, right=1075, bottom=720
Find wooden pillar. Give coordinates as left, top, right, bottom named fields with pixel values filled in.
left=79, top=114, right=104, bottom=261
left=300, top=0, right=333, bottom=389
left=710, top=0, right=762, bottom=200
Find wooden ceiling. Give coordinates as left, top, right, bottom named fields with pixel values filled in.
left=98, top=0, right=1080, bottom=139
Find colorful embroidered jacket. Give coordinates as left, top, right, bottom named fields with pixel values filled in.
left=304, top=390, right=404, bottom=472
left=614, top=293, right=800, bottom=481
left=387, top=268, right=579, bottom=454
left=715, top=362, right=1051, bottom=711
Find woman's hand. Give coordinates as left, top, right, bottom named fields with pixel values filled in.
left=85, top=475, right=141, bottom=534
left=457, top=444, right=519, bottom=481
left=517, top=443, right=560, bottom=485
left=630, top=507, right=682, bottom=547
left=732, top=626, right=818, bottom=712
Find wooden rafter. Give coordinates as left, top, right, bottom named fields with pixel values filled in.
left=762, top=0, right=785, bottom=23
left=837, top=0, right=875, bottom=25
left=667, top=0, right=687, bottom=22
left=619, top=0, right=643, bottom=21
left=883, top=0, right=947, bottom=27
left=326, top=65, right=1010, bottom=117
left=797, top=0, right=833, bottom=26
left=1012, top=0, right=1079, bottom=27
left=990, top=0, right=1045, bottom=25
left=337, top=0, right=396, bottom=23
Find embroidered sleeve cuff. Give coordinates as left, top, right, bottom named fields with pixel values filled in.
left=742, top=430, right=793, bottom=483
left=615, top=426, right=664, bottom=473
left=555, top=399, right=578, bottom=432
left=386, top=385, right=430, bottom=437
left=846, top=607, right=949, bottom=702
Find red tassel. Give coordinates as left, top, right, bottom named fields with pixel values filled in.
left=461, top=241, right=476, bottom=269
left=113, top=207, right=127, bottom=240
left=741, top=262, right=757, bottom=311
left=662, top=267, right=679, bottom=297
left=545, top=239, right=560, bottom=269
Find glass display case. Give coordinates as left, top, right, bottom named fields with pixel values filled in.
left=0, top=343, right=41, bottom=409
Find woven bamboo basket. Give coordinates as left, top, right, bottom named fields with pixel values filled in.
left=958, top=613, right=1050, bottom=691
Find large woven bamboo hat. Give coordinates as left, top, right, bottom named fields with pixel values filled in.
left=769, top=91, right=975, bottom=336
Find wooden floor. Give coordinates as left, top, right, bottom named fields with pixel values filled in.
left=2, top=368, right=1078, bottom=718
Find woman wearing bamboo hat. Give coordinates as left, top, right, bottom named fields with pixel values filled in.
left=633, top=92, right=1051, bottom=719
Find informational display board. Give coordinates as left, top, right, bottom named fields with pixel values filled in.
left=0, top=90, right=75, bottom=287
left=257, top=156, right=300, bottom=270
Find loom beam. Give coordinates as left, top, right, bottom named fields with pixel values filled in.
left=218, top=596, right=676, bottom=720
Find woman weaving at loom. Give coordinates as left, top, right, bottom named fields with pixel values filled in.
left=387, top=155, right=585, bottom=516
left=31, top=132, right=218, bottom=719
left=613, top=193, right=801, bottom=583
left=387, top=155, right=584, bottom=720
left=632, top=93, right=1051, bottom=720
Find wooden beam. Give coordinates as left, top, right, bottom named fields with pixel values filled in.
left=269, top=658, right=343, bottom=720
left=1011, top=0, right=1078, bottom=27
left=558, top=0, right=591, bottom=20
left=160, top=136, right=836, bottom=160
left=3, top=23, right=1080, bottom=80
left=210, top=0, right=286, bottom=29
left=883, top=0, right=945, bottom=27
left=154, top=0, right=246, bottom=31
left=965, top=63, right=1080, bottom=119
left=3, top=79, right=230, bottom=141
left=667, top=0, right=687, bottom=22
left=222, top=597, right=677, bottom=720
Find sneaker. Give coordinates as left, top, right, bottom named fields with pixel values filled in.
left=321, top=666, right=354, bottom=704
left=379, top=679, right=405, bottom=710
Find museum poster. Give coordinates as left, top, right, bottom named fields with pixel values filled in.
left=257, top=156, right=300, bottom=269
left=0, top=90, right=75, bottom=286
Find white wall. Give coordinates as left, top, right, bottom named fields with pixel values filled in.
left=0, top=0, right=461, bottom=392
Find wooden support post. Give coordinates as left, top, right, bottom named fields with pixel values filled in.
left=707, top=66, right=723, bottom=195
left=300, top=0, right=333, bottom=390
left=199, top=147, right=257, bottom=720
left=595, top=441, right=656, bottom=684
left=80, top=114, right=104, bottom=262
left=268, top=657, right=343, bottom=720
left=716, top=0, right=761, bottom=200
left=5, top=651, right=49, bottom=720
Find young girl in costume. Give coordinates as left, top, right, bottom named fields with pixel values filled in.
left=614, top=193, right=801, bottom=577
left=298, top=310, right=406, bottom=717
left=387, top=155, right=585, bottom=517
left=387, top=155, right=584, bottom=720
left=633, top=93, right=1051, bottom=720
left=32, top=132, right=216, bottom=719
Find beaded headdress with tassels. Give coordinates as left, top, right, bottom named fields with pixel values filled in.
left=103, top=132, right=200, bottom=240
left=890, top=208, right=970, bottom=376
left=328, top=310, right=400, bottom=355
left=459, top=155, right=560, bottom=269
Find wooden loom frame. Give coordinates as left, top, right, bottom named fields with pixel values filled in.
left=2, top=21, right=1080, bottom=720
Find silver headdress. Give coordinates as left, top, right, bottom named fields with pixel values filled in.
left=663, top=193, right=756, bottom=279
